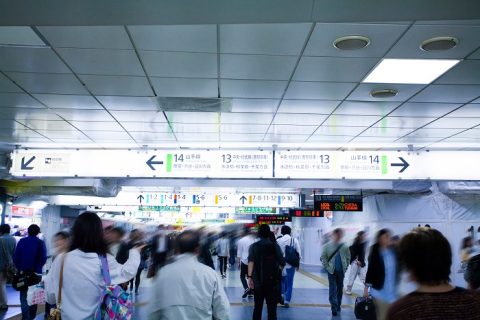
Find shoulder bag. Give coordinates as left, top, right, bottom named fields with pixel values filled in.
left=48, top=253, right=66, bottom=320
left=284, top=238, right=300, bottom=268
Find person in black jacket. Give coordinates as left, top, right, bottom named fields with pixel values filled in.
left=364, top=229, right=399, bottom=320
left=346, top=231, right=367, bottom=295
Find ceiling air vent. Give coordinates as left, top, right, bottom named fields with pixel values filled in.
left=420, top=37, right=458, bottom=52
left=333, top=36, right=370, bottom=50
left=155, top=97, right=232, bottom=113
left=370, top=89, right=398, bottom=99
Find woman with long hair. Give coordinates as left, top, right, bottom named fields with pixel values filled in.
left=346, top=230, right=367, bottom=295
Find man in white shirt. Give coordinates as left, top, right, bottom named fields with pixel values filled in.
left=148, top=230, right=230, bottom=320
left=276, top=225, right=301, bottom=308
left=236, top=227, right=256, bottom=298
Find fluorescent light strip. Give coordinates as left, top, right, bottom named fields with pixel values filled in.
left=363, top=58, right=460, bottom=84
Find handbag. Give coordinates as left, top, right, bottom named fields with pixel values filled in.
left=354, top=296, right=377, bottom=320
left=12, top=270, right=42, bottom=291
left=1, top=239, right=17, bottom=283
left=48, top=253, right=66, bottom=320
left=94, top=255, right=133, bottom=320
left=27, top=283, right=46, bottom=306
left=284, top=238, right=300, bottom=268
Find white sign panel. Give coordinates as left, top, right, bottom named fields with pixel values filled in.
left=275, top=151, right=480, bottom=180
left=10, top=150, right=273, bottom=178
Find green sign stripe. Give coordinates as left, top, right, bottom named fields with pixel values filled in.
left=381, top=155, right=388, bottom=174
left=166, top=154, right=173, bottom=172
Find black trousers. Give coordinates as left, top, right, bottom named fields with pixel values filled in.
left=219, top=256, right=228, bottom=274
left=240, top=262, right=249, bottom=290
left=253, top=284, right=278, bottom=320
left=129, top=268, right=143, bottom=292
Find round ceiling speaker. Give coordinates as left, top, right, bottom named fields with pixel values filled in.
left=370, top=89, right=398, bottom=99
left=420, top=37, right=458, bottom=51
left=333, top=36, right=370, bottom=50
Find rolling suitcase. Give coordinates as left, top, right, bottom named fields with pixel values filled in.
left=354, top=296, right=377, bottom=320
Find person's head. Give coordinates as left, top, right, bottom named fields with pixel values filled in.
left=375, top=229, right=392, bottom=248
left=70, top=211, right=108, bottom=255
left=129, top=229, right=144, bottom=242
left=281, top=225, right=291, bottom=236
left=354, top=231, right=366, bottom=244
left=391, top=235, right=400, bottom=247
left=27, top=224, right=41, bottom=237
left=53, top=231, right=70, bottom=254
left=175, top=230, right=200, bottom=254
left=0, top=224, right=11, bottom=235
left=332, top=228, right=344, bottom=243
left=258, top=224, right=271, bottom=239
left=398, top=227, right=451, bottom=286
left=268, top=231, right=276, bottom=243
left=464, top=254, right=480, bottom=291
left=462, top=236, right=473, bottom=249
left=105, top=227, right=125, bottom=245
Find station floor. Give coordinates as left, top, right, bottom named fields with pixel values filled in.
left=2, top=266, right=364, bottom=320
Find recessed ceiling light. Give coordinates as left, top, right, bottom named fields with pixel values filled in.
left=421, top=37, right=458, bottom=52
left=370, top=89, right=398, bottom=98
left=363, top=58, right=460, bottom=84
left=333, top=36, right=370, bottom=50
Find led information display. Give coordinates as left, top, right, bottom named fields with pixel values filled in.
left=256, top=215, right=291, bottom=225
left=289, top=209, right=324, bottom=218
left=314, top=195, right=363, bottom=212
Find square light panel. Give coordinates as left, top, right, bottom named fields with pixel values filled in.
left=363, top=58, right=460, bottom=84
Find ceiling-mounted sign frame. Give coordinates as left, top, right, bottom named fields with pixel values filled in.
left=314, top=195, right=363, bottom=212
left=256, top=215, right=291, bottom=225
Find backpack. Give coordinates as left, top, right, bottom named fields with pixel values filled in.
left=259, top=241, right=281, bottom=286
left=284, top=238, right=300, bottom=268
left=94, top=256, right=133, bottom=320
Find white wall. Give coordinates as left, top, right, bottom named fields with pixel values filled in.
left=41, top=205, right=62, bottom=256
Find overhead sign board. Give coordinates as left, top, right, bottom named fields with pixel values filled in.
left=256, top=215, right=291, bottom=225
left=314, top=195, right=363, bottom=212
left=289, top=209, right=324, bottom=218
left=10, top=150, right=273, bottom=178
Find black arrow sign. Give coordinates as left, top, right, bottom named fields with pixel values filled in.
left=240, top=195, right=247, bottom=205
left=146, top=155, right=164, bottom=171
left=137, top=195, right=145, bottom=204
left=21, top=156, right=36, bottom=170
left=391, top=157, right=409, bottom=173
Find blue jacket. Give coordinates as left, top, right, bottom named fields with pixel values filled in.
left=13, top=236, right=47, bottom=274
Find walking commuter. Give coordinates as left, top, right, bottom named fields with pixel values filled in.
left=387, top=228, right=480, bottom=320
left=277, top=225, right=301, bottom=308
left=13, top=224, right=47, bottom=320
left=148, top=230, right=230, bottom=319
left=216, top=232, right=230, bottom=279
left=0, top=224, right=16, bottom=311
left=464, top=254, right=480, bottom=291
left=321, top=228, right=350, bottom=316
left=248, top=224, right=285, bottom=320
left=148, top=225, right=172, bottom=277
left=346, top=231, right=367, bottom=295
left=460, top=236, right=475, bottom=272
left=45, top=212, right=140, bottom=319
left=127, top=229, right=148, bottom=294
left=198, top=230, right=215, bottom=270
left=237, top=227, right=256, bottom=298
left=105, top=226, right=127, bottom=262
left=364, top=229, right=398, bottom=320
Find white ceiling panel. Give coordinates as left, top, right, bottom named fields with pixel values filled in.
left=16, top=119, right=73, bottom=131
left=0, top=108, right=61, bottom=121
left=6, top=72, right=87, bottom=95
left=220, top=23, right=311, bottom=55
left=333, top=101, right=399, bottom=116
left=285, top=82, right=356, bottom=100
left=389, top=102, right=462, bottom=117
left=264, top=134, right=309, bottom=142
left=278, top=100, right=338, bottom=114
left=221, top=112, right=274, bottom=124
left=0, top=119, right=23, bottom=129
left=79, top=75, right=153, bottom=96
left=324, top=114, right=381, bottom=127
left=359, top=127, right=415, bottom=137
left=220, top=124, right=269, bottom=134
left=307, top=135, right=352, bottom=142
left=347, top=83, right=425, bottom=102
left=387, top=24, right=480, bottom=59
left=221, top=80, right=286, bottom=98
left=171, top=123, right=219, bottom=133
left=304, top=23, right=409, bottom=57
left=453, top=129, right=480, bottom=139
left=293, top=57, right=377, bottom=82
left=230, top=99, right=278, bottom=113
left=84, top=131, right=132, bottom=140
left=130, top=131, right=177, bottom=141
left=128, top=25, right=217, bottom=53
left=151, top=78, right=217, bottom=98
left=395, top=137, right=441, bottom=144
left=6, top=129, right=44, bottom=138
left=273, top=113, right=327, bottom=125
left=411, top=85, right=480, bottom=103
left=220, top=54, right=296, bottom=80
left=435, top=60, right=480, bottom=84
left=40, top=129, right=86, bottom=139
left=122, top=122, right=171, bottom=132
left=69, top=121, right=124, bottom=131
left=110, top=110, right=166, bottom=122
left=445, top=104, right=480, bottom=117
left=0, top=47, right=70, bottom=73
left=54, top=109, right=115, bottom=121
left=374, top=116, right=436, bottom=128
left=97, top=96, right=158, bottom=111
left=0, top=74, right=22, bottom=93
left=405, top=128, right=463, bottom=138
left=350, top=136, right=397, bottom=143
left=221, top=133, right=264, bottom=141
left=39, top=26, right=132, bottom=49
left=56, top=48, right=144, bottom=76
left=33, top=94, right=102, bottom=109
left=167, top=112, right=219, bottom=124
left=175, top=132, right=219, bottom=141
left=268, top=125, right=317, bottom=135
left=424, top=117, right=480, bottom=129
left=140, top=51, right=217, bottom=78
left=0, top=93, right=44, bottom=108
left=315, top=125, right=369, bottom=136
left=0, top=26, right=45, bottom=46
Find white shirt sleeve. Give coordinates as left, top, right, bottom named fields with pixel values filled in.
left=212, top=277, right=230, bottom=320
left=294, top=238, right=302, bottom=260
left=106, top=249, right=140, bottom=284
left=44, top=253, right=63, bottom=305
